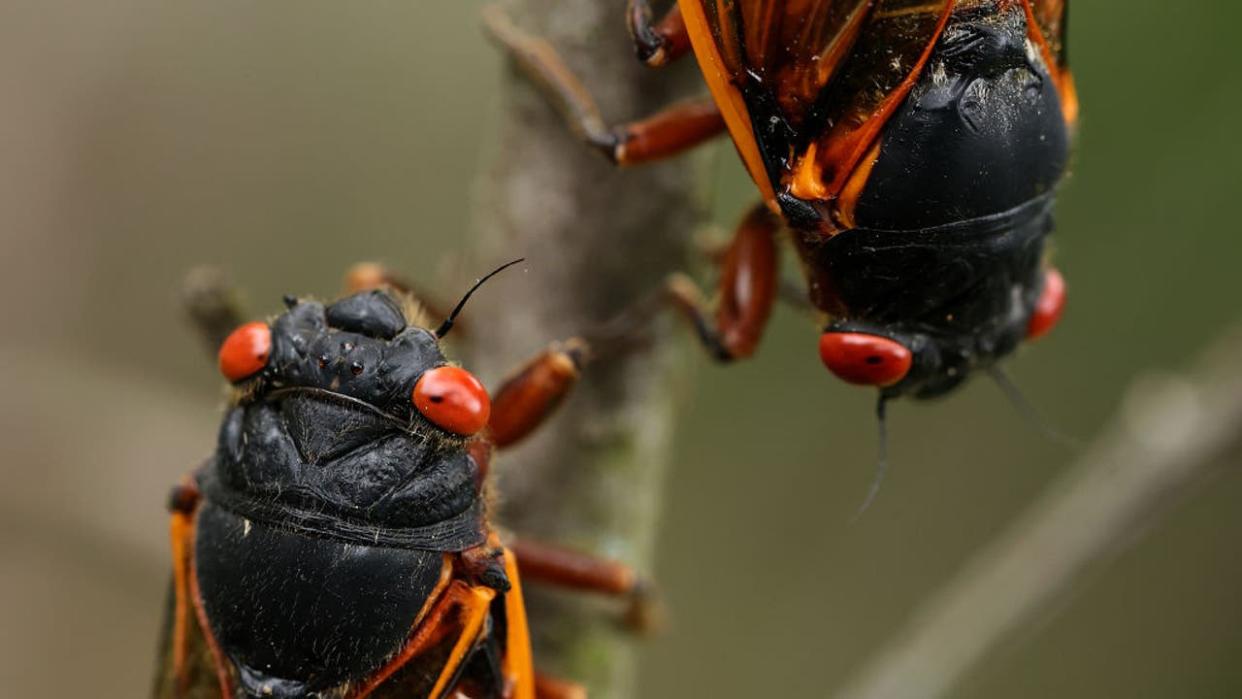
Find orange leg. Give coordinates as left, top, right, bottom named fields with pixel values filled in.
left=482, top=5, right=725, bottom=165
left=666, top=202, right=781, bottom=361
left=487, top=339, right=588, bottom=448
left=509, top=539, right=659, bottom=633
left=627, top=0, right=690, bottom=67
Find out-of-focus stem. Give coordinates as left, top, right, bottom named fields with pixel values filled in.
left=836, top=326, right=1242, bottom=699
left=466, top=2, right=706, bottom=697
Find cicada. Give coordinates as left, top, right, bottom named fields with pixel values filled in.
left=488, top=0, right=1076, bottom=400
left=153, top=263, right=649, bottom=698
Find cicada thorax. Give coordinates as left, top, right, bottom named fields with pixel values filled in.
left=203, top=295, right=486, bottom=552
left=169, top=290, right=517, bottom=698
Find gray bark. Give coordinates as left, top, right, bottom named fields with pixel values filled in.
left=466, top=2, right=707, bottom=697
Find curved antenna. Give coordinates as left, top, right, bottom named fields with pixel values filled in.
left=435, top=258, right=525, bottom=338
left=986, top=365, right=1080, bottom=450
left=853, top=394, right=891, bottom=521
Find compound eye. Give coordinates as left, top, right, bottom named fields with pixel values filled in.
left=218, top=322, right=271, bottom=383
left=412, top=366, right=491, bottom=435
left=818, top=332, right=912, bottom=387
left=1026, top=268, right=1066, bottom=341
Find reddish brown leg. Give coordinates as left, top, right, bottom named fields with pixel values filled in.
left=577, top=204, right=781, bottom=363
left=510, top=539, right=636, bottom=596
left=478, top=334, right=661, bottom=632
left=465, top=338, right=590, bottom=486
left=344, top=262, right=418, bottom=295
left=627, top=0, right=690, bottom=67
left=613, top=100, right=725, bottom=165
left=487, top=339, right=589, bottom=448
left=667, top=202, right=781, bottom=361
left=693, top=224, right=812, bottom=314
left=509, top=539, right=660, bottom=633
left=534, top=672, right=588, bottom=699
left=482, top=5, right=725, bottom=165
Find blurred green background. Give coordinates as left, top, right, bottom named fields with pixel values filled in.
left=2, top=2, right=1240, bottom=697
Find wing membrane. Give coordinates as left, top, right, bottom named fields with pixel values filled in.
left=680, top=0, right=953, bottom=207
left=1022, top=0, right=1075, bottom=123
left=695, top=0, right=874, bottom=130
left=1028, top=0, right=1068, bottom=67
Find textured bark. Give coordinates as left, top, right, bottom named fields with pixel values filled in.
left=465, top=2, right=706, bottom=698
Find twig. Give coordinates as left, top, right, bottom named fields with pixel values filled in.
left=466, top=2, right=705, bottom=697
left=181, top=266, right=246, bottom=355
left=835, top=325, right=1242, bottom=699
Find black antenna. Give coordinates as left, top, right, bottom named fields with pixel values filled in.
left=435, top=258, right=525, bottom=338
left=853, top=394, right=891, bottom=521
left=986, top=365, right=1080, bottom=450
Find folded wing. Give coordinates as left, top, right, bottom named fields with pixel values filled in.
left=679, top=0, right=954, bottom=207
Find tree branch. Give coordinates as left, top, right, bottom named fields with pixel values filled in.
left=467, top=2, right=705, bottom=697
left=835, top=325, right=1242, bottom=699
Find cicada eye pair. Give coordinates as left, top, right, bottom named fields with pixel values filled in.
left=817, top=268, right=1068, bottom=388
left=217, top=321, right=489, bottom=435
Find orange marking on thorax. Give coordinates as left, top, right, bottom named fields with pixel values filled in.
left=836, top=139, right=883, bottom=230
left=790, top=142, right=829, bottom=201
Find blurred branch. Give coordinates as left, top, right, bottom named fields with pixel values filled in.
left=181, top=266, right=245, bottom=354
left=836, top=325, right=1242, bottom=699
left=467, top=2, right=704, bottom=697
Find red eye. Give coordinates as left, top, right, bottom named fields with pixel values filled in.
left=218, top=322, right=271, bottom=382
left=1026, top=267, right=1066, bottom=341
left=818, top=332, right=912, bottom=387
left=412, top=366, right=491, bottom=435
